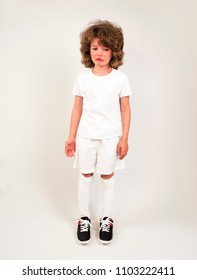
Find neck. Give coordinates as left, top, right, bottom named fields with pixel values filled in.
left=92, top=66, right=113, bottom=76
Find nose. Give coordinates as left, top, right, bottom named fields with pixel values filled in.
left=97, top=47, right=102, bottom=56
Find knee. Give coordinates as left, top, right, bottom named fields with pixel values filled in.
left=82, top=173, right=94, bottom=178
left=101, top=173, right=114, bottom=180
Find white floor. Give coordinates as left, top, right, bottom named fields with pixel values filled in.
left=1, top=174, right=197, bottom=260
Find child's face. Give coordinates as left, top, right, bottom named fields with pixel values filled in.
left=90, top=38, right=112, bottom=68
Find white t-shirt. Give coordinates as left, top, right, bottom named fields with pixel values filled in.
left=72, top=68, right=132, bottom=139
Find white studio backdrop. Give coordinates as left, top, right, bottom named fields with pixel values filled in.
left=0, top=0, right=197, bottom=259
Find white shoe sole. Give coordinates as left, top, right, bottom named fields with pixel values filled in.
left=77, top=238, right=91, bottom=245
left=99, top=238, right=112, bottom=245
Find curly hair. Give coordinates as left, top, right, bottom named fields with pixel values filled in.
left=80, top=20, right=124, bottom=69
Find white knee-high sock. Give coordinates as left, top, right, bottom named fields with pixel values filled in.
left=78, top=174, right=93, bottom=218
left=101, top=176, right=115, bottom=218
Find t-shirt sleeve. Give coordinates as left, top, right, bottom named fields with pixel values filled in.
left=120, top=75, right=132, bottom=97
left=72, top=75, right=81, bottom=96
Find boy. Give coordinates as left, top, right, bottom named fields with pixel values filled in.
left=65, top=20, right=132, bottom=244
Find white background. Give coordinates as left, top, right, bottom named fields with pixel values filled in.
left=0, top=0, right=197, bottom=259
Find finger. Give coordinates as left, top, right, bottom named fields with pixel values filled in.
left=65, top=149, right=70, bottom=157
left=69, top=149, right=75, bottom=157
left=121, top=150, right=128, bottom=160
left=66, top=148, right=73, bottom=157
left=65, top=146, right=68, bottom=156
left=119, top=152, right=124, bottom=160
left=119, top=148, right=126, bottom=160
left=116, top=144, right=120, bottom=155
left=120, top=153, right=125, bottom=160
left=65, top=143, right=69, bottom=155
left=117, top=149, right=121, bottom=157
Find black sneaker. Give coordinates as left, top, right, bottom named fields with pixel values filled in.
left=99, top=217, right=114, bottom=244
left=77, top=217, right=91, bottom=244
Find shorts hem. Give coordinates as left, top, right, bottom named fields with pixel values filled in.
left=96, top=166, right=125, bottom=175
left=73, top=166, right=125, bottom=175
left=75, top=168, right=95, bottom=174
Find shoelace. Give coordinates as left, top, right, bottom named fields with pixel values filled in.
left=99, top=218, right=113, bottom=232
left=79, top=219, right=91, bottom=232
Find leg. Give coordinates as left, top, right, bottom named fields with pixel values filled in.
left=82, top=173, right=94, bottom=178
left=101, top=173, right=114, bottom=180
left=77, top=173, right=93, bottom=244
left=100, top=172, right=114, bottom=218
left=78, top=173, right=93, bottom=218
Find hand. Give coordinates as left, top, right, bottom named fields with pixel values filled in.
left=65, top=139, right=76, bottom=157
left=116, top=138, right=129, bottom=160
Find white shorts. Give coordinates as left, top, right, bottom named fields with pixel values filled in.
left=73, top=135, right=125, bottom=174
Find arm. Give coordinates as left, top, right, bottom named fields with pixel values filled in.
left=116, top=96, right=131, bottom=160
left=65, top=96, right=83, bottom=157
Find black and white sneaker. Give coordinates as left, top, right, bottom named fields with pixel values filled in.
left=99, top=217, right=114, bottom=244
left=77, top=217, right=91, bottom=244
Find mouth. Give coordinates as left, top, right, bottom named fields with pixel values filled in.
left=96, top=58, right=103, bottom=62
